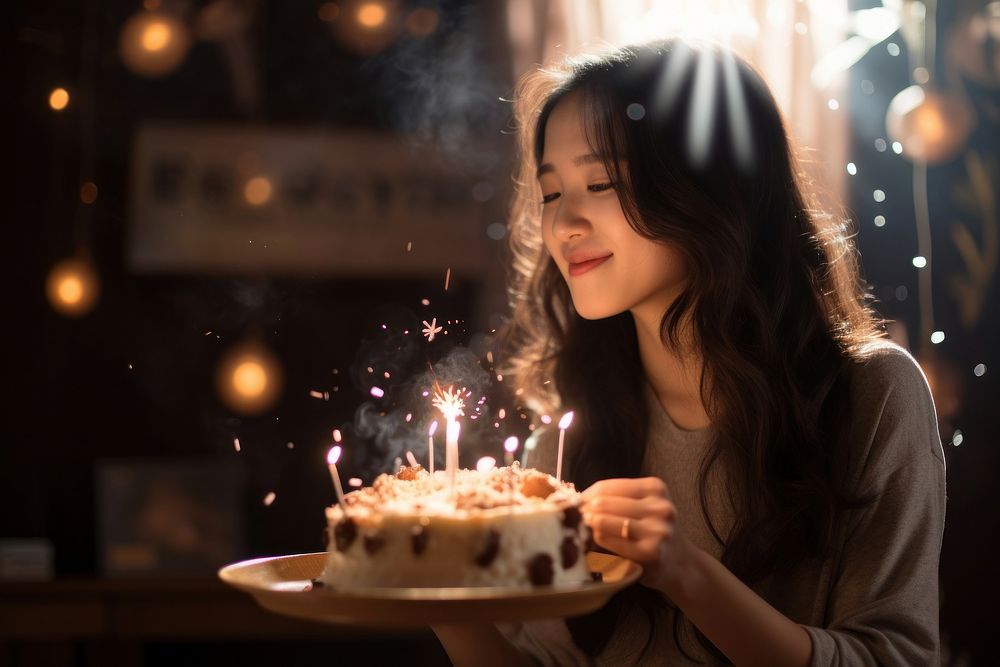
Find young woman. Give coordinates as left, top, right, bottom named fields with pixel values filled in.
left=433, top=39, right=946, bottom=666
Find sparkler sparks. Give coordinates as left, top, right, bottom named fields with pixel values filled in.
left=422, top=318, right=443, bottom=342
left=263, top=491, right=276, bottom=506
left=432, top=385, right=466, bottom=420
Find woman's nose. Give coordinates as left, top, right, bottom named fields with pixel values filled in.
left=551, top=194, right=592, bottom=241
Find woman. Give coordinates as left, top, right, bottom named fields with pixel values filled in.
left=434, top=39, right=946, bottom=666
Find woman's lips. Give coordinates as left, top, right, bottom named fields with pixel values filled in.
left=568, top=254, right=612, bottom=277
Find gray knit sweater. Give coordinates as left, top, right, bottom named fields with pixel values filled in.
left=500, top=342, right=947, bottom=666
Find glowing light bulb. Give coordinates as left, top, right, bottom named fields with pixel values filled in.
left=233, top=361, right=268, bottom=398
left=244, top=176, right=272, bottom=205
left=49, top=88, right=69, bottom=111
left=357, top=2, right=387, bottom=27
left=141, top=21, right=171, bottom=51
left=46, top=257, right=99, bottom=317
left=119, top=10, right=191, bottom=77
left=216, top=342, right=283, bottom=415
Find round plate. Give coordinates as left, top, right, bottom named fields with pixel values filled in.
left=219, top=551, right=642, bottom=627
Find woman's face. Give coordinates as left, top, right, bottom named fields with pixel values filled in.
left=538, top=93, right=689, bottom=322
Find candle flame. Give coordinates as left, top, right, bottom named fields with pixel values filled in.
left=327, top=446, right=342, bottom=466
left=504, top=436, right=519, bottom=453
left=432, top=385, right=466, bottom=421
left=332, top=429, right=342, bottom=443
left=476, top=456, right=496, bottom=472
left=428, top=420, right=438, bottom=436
left=558, top=411, right=575, bottom=430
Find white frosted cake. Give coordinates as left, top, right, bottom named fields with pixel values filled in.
left=320, top=463, right=594, bottom=588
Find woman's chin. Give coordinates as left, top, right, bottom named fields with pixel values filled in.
left=572, top=301, right=625, bottom=321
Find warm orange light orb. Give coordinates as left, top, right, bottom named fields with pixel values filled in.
left=49, top=88, right=70, bottom=111
left=46, top=257, right=99, bottom=317
left=331, top=0, right=400, bottom=56
left=141, top=21, right=172, bottom=51
left=80, top=181, right=99, bottom=204
left=244, top=176, right=272, bottom=205
left=886, top=85, right=975, bottom=164
left=357, top=2, right=387, bottom=28
left=233, top=360, right=268, bottom=398
left=119, top=10, right=191, bottom=77
left=216, top=343, right=283, bottom=415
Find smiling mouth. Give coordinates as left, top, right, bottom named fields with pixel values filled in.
left=568, top=255, right=612, bottom=277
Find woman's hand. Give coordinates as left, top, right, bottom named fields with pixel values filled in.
left=581, top=476, right=695, bottom=594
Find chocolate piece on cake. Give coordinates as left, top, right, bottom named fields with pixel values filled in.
left=475, top=529, right=501, bottom=567
left=561, top=505, right=582, bottom=529
left=528, top=553, right=555, bottom=586
left=560, top=536, right=579, bottom=569
left=363, top=533, right=386, bottom=555
left=590, top=571, right=604, bottom=582
left=411, top=524, right=429, bottom=555
left=334, top=517, right=357, bottom=551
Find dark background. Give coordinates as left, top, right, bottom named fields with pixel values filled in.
left=5, top=0, right=999, bottom=665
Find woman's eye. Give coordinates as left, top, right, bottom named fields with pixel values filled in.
left=588, top=182, right=615, bottom=193
left=541, top=192, right=560, bottom=204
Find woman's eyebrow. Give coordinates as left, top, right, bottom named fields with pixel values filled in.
left=536, top=153, right=604, bottom=178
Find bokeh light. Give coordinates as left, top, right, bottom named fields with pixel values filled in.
left=330, top=0, right=401, bottom=56
left=119, top=10, right=192, bottom=78
left=886, top=85, right=975, bottom=164
left=357, top=2, right=388, bottom=28
left=80, top=181, right=98, bottom=204
left=46, top=257, right=100, bottom=317
left=49, top=88, right=69, bottom=111
left=244, top=176, right=273, bottom=206
left=216, top=342, right=284, bottom=415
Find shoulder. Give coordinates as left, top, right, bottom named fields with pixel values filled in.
left=842, top=340, right=945, bottom=482
left=849, top=340, right=932, bottom=404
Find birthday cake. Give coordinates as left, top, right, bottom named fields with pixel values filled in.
left=320, top=463, right=593, bottom=588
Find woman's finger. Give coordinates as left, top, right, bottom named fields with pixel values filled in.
left=583, top=495, right=675, bottom=520
left=586, top=514, right=674, bottom=563
left=582, top=477, right=669, bottom=502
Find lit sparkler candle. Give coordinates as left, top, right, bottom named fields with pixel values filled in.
left=326, top=445, right=347, bottom=509
left=555, top=411, right=575, bottom=483
left=503, top=436, right=518, bottom=467
left=432, top=386, right=465, bottom=493
left=427, top=420, right=438, bottom=474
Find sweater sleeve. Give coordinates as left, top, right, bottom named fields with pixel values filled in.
left=804, top=347, right=947, bottom=666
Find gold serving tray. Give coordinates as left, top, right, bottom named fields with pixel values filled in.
left=219, top=551, right=641, bottom=627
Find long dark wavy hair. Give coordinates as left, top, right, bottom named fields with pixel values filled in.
left=500, top=39, right=884, bottom=662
